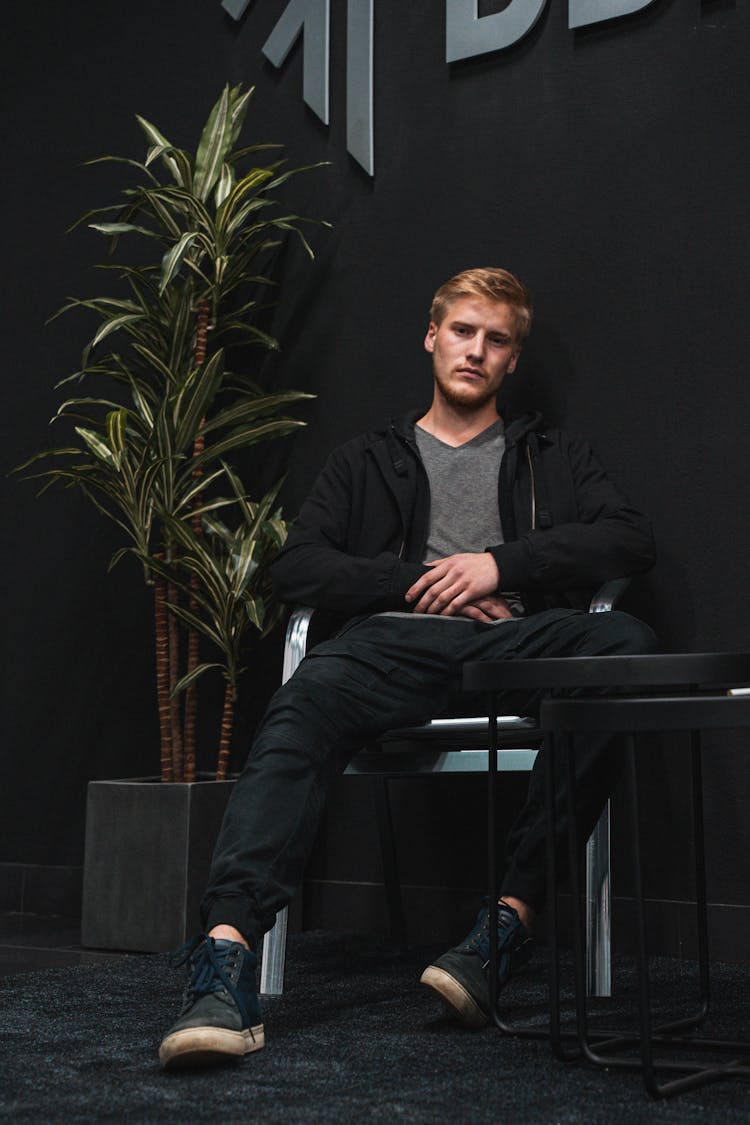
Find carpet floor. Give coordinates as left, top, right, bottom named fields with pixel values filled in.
left=1, top=931, right=749, bottom=1123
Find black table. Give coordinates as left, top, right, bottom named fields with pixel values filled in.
left=462, top=652, right=750, bottom=1099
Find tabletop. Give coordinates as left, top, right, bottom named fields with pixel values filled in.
left=462, top=651, right=750, bottom=693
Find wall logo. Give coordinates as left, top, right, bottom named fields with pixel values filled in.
left=222, top=1, right=662, bottom=175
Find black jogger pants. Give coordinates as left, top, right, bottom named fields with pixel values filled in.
left=201, top=608, right=657, bottom=943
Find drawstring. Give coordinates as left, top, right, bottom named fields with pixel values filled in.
left=527, top=433, right=553, bottom=529
left=525, top=446, right=537, bottom=531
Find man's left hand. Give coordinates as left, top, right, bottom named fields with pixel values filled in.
left=405, top=552, right=500, bottom=615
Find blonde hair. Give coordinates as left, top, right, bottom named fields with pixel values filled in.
left=430, top=267, right=533, bottom=342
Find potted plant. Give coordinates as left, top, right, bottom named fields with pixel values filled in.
left=19, top=85, right=327, bottom=950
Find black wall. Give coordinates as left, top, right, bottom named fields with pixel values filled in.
left=3, top=1, right=749, bottom=948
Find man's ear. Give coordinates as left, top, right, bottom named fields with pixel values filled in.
left=508, top=350, right=521, bottom=375
left=424, top=322, right=437, bottom=354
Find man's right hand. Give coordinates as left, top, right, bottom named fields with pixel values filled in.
left=453, top=595, right=514, bottom=623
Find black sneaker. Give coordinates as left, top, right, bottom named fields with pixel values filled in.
left=159, top=936, right=264, bottom=1069
left=420, top=901, right=533, bottom=1028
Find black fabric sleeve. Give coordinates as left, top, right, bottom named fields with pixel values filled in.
left=486, top=433, right=655, bottom=591
left=270, top=446, right=428, bottom=616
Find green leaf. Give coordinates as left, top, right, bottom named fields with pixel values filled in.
left=128, top=376, right=154, bottom=427
left=159, top=232, right=199, bottom=295
left=172, top=349, right=224, bottom=452
left=107, top=546, right=132, bottom=572
left=227, top=85, right=254, bottom=149
left=54, top=396, right=132, bottom=421
left=228, top=142, right=283, bottom=165
left=215, top=162, right=235, bottom=209
left=203, top=514, right=234, bottom=544
left=90, top=312, right=145, bottom=350
left=244, top=594, right=263, bottom=630
left=173, top=467, right=225, bottom=514
left=187, top=497, right=239, bottom=520
left=218, top=167, right=277, bottom=238
left=89, top=222, right=159, bottom=238
left=201, top=391, right=307, bottom=436
left=135, top=115, right=186, bottom=185
left=130, top=343, right=178, bottom=386
left=130, top=185, right=183, bottom=239
left=84, top=154, right=160, bottom=184
left=172, top=662, right=223, bottom=697
left=106, top=409, right=128, bottom=466
left=244, top=478, right=283, bottom=545
left=193, top=419, right=305, bottom=467
left=266, top=160, right=331, bottom=193
left=13, top=447, right=86, bottom=474
left=75, top=426, right=117, bottom=467
left=194, top=85, right=232, bottom=203
left=165, top=602, right=225, bottom=652
left=216, top=322, right=280, bottom=351
left=216, top=460, right=254, bottom=526
left=230, top=536, right=259, bottom=596
left=144, top=186, right=214, bottom=232
left=266, top=516, right=288, bottom=549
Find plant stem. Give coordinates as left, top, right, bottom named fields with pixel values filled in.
left=183, top=578, right=200, bottom=784
left=166, top=546, right=184, bottom=782
left=183, top=297, right=211, bottom=783
left=216, top=681, right=235, bottom=781
left=153, top=556, right=173, bottom=783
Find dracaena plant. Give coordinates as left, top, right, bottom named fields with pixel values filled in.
left=19, top=84, right=326, bottom=782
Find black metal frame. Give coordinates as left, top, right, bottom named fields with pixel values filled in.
left=485, top=699, right=613, bottom=1049
left=541, top=692, right=750, bottom=1098
left=462, top=654, right=750, bottom=1099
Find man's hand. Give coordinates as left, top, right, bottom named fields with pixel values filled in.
left=405, top=552, right=500, bottom=615
left=454, top=594, right=514, bottom=623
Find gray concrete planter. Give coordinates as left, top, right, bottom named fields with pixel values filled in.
left=81, top=775, right=235, bottom=953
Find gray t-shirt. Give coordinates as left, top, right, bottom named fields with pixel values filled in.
left=414, top=420, right=524, bottom=617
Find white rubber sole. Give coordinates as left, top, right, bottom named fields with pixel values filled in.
left=159, top=1023, right=265, bottom=1070
left=419, top=966, right=488, bottom=1029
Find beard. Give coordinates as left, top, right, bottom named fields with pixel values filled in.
left=434, top=368, right=498, bottom=412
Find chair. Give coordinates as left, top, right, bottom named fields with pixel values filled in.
left=260, top=581, right=627, bottom=997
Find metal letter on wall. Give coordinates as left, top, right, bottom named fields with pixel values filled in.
left=446, top=0, right=548, bottom=63
left=347, top=0, right=374, bottom=175
left=568, top=0, right=659, bottom=29
left=221, top=0, right=252, bottom=19
left=262, top=0, right=331, bottom=125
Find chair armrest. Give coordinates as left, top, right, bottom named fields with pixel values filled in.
left=282, top=607, right=316, bottom=684
left=588, top=578, right=630, bottom=614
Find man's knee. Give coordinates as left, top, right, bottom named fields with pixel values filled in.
left=594, top=611, right=657, bottom=656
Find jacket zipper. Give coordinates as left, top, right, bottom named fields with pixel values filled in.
left=526, top=445, right=537, bottom=531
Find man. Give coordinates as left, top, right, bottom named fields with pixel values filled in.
left=159, top=267, right=656, bottom=1068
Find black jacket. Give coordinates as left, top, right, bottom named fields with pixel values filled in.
left=270, top=410, right=656, bottom=621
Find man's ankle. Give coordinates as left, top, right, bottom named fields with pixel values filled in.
left=207, top=924, right=251, bottom=950
left=499, top=897, right=535, bottom=932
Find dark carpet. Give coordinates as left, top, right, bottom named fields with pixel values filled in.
left=2, top=931, right=749, bottom=1123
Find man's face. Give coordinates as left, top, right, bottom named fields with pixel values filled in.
left=424, top=296, right=521, bottom=411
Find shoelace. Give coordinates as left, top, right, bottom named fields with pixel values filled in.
left=171, top=935, right=252, bottom=1028
left=460, top=900, right=532, bottom=977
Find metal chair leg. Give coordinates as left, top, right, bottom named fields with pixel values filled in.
left=371, top=776, right=407, bottom=946
left=260, top=906, right=288, bottom=996
left=585, top=801, right=612, bottom=997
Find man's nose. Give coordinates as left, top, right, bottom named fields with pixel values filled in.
left=467, top=332, right=486, bottom=359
